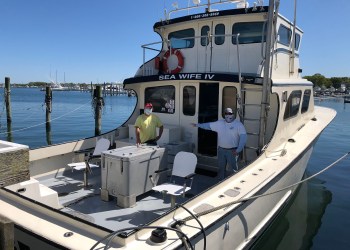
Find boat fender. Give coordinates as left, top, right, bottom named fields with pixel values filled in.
left=162, top=48, right=184, bottom=74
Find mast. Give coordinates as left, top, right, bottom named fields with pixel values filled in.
left=258, top=0, right=279, bottom=150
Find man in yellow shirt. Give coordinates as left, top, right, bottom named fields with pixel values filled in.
left=135, top=103, right=163, bottom=146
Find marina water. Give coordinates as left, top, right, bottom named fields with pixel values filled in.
left=1, top=88, right=349, bottom=249
left=0, top=88, right=136, bottom=148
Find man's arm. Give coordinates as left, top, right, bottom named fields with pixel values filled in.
left=191, top=122, right=211, bottom=130
left=236, top=134, right=247, bottom=153
left=156, top=125, right=163, bottom=141
left=135, top=127, right=141, bottom=145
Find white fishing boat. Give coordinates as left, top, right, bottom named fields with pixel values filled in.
left=0, top=1, right=336, bottom=249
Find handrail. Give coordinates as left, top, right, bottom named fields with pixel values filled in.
left=140, top=33, right=242, bottom=76
left=166, top=0, right=245, bottom=20
left=141, top=41, right=163, bottom=76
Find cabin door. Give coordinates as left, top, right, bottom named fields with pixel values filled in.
left=198, top=21, right=229, bottom=73
left=179, top=83, right=199, bottom=148
left=197, top=82, right=219, bottom=156
left=210, top=20, right=229, bottom=72
left=197, top=21, right=212, bottom=72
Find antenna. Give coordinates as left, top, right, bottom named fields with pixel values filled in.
left=237, top=0, right=249, bottom=8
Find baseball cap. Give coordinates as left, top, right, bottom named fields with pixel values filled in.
left=224, top=108, right=233, bottom=114
left=145, top=103, right=153, bottom=109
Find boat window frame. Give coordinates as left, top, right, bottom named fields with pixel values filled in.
left=301, top=89, right=311, bottom=114
left=145, top=85, right=176, bottom=114
left=168, top=28, right=195, bottom=49
left=222, top=86, right=237, bottom=118
left=277, top=24, right=292, bottom=46
left=183, top=86, right=196, bottom=116
left=215, top=23, right=225, bottom=45
left=283, top=90, right=302, bottom=120
left=294, top=33, right=301, bottom=50
left=201, top=25, right=210, bottom=46
left=232, top=21, right=266, bottom=45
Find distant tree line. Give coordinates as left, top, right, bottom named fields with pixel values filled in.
left=303, top=74, right=350, bottom=89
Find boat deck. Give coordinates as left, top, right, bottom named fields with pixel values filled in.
left=34, top=165, right=218, bottom=231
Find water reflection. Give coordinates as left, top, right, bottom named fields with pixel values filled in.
left=252, top=173, right=332, bottom=250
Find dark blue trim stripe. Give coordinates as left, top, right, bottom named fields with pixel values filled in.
left=124, top=73, right=259, bottom=85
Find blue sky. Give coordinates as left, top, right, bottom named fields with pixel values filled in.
left=0, top=0, right=349, bottom=84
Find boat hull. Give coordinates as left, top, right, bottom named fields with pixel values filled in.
left=188, top=142, right=314, bottom=249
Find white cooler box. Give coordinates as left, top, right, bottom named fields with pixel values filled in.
left=101, top=145, right=167, bottom=208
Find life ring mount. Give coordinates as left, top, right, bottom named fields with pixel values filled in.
left=162, top=49, right=184, bottom=74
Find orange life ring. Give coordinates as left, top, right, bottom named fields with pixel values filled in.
left=162, top=49, right=184, bottom=74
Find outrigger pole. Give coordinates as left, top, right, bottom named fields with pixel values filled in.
left=258, top=0, right=279, bottom=151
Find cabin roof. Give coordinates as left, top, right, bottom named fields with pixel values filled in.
left=154, top=6, right=269, bottom=29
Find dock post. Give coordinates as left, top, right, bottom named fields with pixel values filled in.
left=45, top=86, right=52, bottom=145
left=94, top=86, right=103, bottom=136
left=90, top=81, right=93, bottom=96
left=4, top=77, right=12, bottom=123
left=4, top=77, right=13, bottom=142
left=0, top=215, right=14, bottom=250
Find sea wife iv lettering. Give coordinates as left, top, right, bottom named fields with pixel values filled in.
left=159, top=73, right=215, bottom=81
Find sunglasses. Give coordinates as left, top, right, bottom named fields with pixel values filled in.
left=225, top=112, right=233, bottom=115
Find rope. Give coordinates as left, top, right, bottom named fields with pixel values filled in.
left=89, top=225, right=193, bottom=250
left=0, top=100, right=91, bottom=135
left=181, top=151, right=350, bottom=222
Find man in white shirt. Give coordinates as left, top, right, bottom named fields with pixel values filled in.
left=192, top=108, right=247, bottom=179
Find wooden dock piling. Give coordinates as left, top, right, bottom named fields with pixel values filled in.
left=4, top=77, right=12, bottom=123
left=45, top=86, right=52, bottom=145
left=94, top=86, right=103, bottom=136
left=4, top=77, right=13, bottom=142
left=0, top=214, right=14, bottom=250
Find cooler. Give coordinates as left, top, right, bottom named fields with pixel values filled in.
left=101, top=145, right=166, bottom=208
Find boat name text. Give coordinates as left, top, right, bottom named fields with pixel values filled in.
left=159, top=73, right=215, bottom=81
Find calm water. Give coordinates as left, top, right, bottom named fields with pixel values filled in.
left=1, top=89, right=349, bottom=249
left=0, top=88, right=136, bottom=148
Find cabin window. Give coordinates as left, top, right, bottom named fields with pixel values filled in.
left=222, top=86, right=237, bottom=118
left=168, top=28, right=195, bottom=49
left=183, top=86, right=196, bottom=116
left=232, top=22, right=266, bottom=44
left=301, top=89, right=311, bottom=113
left=295, top=33, right=301, bottom=50
left=201, top=26, right=210, bottom=46
left=215, top=24, right=225, bottom=45
left=145, top=85, right=175, bottom=114
left=278, top=25, right=292, bottom=46
left=283, top=90, right=302, bottom=120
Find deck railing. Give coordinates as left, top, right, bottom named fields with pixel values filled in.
left=140, top=33, right=247, bottom=77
